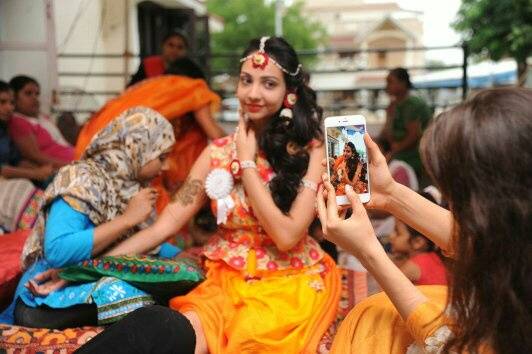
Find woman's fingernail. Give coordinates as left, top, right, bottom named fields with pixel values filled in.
left=345, top=184, right=353, bottom=193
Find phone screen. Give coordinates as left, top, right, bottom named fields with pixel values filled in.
left=326, top=124, right=369, bottom=197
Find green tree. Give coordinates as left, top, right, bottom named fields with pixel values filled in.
left=452, top=0, right=532, bottom=82
left=207, top=0, right=327, bottom=75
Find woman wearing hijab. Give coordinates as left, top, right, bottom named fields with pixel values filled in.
left=75, top=60, right=224, bottom=213
left=0, top=107, right=176, bottom=329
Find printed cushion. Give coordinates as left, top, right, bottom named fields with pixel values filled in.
left=0, top=323, right=104, bottom=353
left=59, top=255, right=205, bottom=303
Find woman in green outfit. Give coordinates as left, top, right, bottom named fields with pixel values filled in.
left=379, top=68, right=432, bottom=181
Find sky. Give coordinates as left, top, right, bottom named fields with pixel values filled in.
left=373, top=0, right=463, bottom=63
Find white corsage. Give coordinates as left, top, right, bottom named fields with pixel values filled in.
left=205, top=168, right=235, bottom=224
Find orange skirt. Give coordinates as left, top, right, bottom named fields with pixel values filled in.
left=170, top=255, right=341, bottom=354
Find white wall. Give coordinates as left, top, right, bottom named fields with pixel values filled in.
left=0, top=0, right=57, bottom=114
left=54, top=0, right=140, bottom=109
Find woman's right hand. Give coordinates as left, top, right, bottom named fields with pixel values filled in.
left=363, top=134, right=398, bottom=212
left=317, top=175, right=380, bottom=258
left=123, top=188, right=158, bottom=226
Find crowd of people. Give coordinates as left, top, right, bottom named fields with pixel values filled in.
left=0, top=32, right=529, bottom=354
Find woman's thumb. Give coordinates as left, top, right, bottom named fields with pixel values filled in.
left=345, top=185, right=362, bottom=211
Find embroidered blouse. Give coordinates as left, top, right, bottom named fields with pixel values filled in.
left=202, top=136, right=324, bottom=274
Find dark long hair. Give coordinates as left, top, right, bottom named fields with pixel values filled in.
left=240, top=37, right=323, bottom=213
left=344, top=142, right=361, bottom=181
left=420, top=87, right=532, bottom=354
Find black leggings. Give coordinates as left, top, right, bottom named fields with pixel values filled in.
left=75, top=305, right=196, bottom=354
left=14, top=299, right=98, bottom=329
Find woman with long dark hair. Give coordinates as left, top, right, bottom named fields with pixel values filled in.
left=77, top=36, right=341, bottom=354
left=318, top=87, right=531, bottom=353
left=333, top=141, right=363, bottom=194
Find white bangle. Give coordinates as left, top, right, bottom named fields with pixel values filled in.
left=240, top=160, right=257, bottom=169
left=301, top=178, right=318, bottom=192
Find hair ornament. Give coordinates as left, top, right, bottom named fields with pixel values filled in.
left=280, top=91, right=297, bottom=120
left=240, top=36, right=302, bottom=77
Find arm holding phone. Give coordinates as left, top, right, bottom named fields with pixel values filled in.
left=317, top=134, right=453, bottom=319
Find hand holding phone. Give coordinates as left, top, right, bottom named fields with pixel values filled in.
left=324, top=115, right=371, bottom=205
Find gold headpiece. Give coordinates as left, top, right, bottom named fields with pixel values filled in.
left=239, top=36, right=302, bottom=77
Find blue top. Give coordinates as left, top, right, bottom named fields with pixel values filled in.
left=0, top=198, right=179, bottom=324
left=0, top=123, right=20, bottom=167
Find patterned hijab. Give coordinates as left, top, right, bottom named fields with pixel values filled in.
left=22, top=107, right=175, bottom=268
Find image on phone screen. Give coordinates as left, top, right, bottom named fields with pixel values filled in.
left=326, top=124, right=369, bottom=197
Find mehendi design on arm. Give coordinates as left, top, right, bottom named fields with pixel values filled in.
left=173, top=178, right=203, bottom=206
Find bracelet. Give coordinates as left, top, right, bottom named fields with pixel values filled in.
left=240, top=160, right=257, bottom=169
left=301, top=178, right=318, bottom=192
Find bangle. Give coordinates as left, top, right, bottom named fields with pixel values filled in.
left=240, top=160, right=257, bottom=169
left=301, top=178, right=318, bottom=192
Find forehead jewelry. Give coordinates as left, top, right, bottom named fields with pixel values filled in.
left=240, top=36, right=302, bottom=77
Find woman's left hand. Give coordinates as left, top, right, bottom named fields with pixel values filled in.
left=235, top=110, right=257, bottom=161
left=25, top=269, right=68, bottom=296
left=316, top=173, right=381, bottom=258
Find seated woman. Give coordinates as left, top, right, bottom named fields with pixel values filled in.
left=8, top=76, right=74, bottom=169
left=333, top=141, right=364, bottom=194
left=75, top=58, right=225, bottom=212
left=317, top=87, right=530, bottom=353
left=127, top=30, right=189, bottom=87
left=0, top=107, right=177, bottom=329
left=0, top=80, right=52, bottom=232
left=77, top=36, right=341, bottom=354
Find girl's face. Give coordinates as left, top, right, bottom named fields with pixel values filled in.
left=343, top=145, right=353, bottom=159
left=389, top=220, right=412, bottom=254
left=236, top=51, right=287, bottom=123
left=15, top=82, right=40, bottom=117
left=137, top=149, right=171, bottom=182
left=0, top=90, right=14, bottom=122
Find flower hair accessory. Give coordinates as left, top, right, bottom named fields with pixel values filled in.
left=240, top=36, right=302, bottom=77
left=204, top=168, right=235, bottom=224
left=280, top=91, right=297, bottom=120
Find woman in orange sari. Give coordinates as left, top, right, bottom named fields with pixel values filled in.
left=75, top=58, right=224, bottom=212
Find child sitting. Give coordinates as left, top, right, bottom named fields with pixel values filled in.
left=388, top=189, right=447, bottom=286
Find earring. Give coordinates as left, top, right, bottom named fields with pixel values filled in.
left=280, top=92, right=297, bottom=120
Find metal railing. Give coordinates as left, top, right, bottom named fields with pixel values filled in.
left=55, top=45, right=468, bottom=121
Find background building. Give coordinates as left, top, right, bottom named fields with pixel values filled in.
left=0, top=0, right=218, bottom=120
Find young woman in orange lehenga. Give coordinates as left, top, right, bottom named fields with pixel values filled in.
left=78, top=36, right=341, bottom=354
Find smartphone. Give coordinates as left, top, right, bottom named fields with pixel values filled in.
left=324, top=115, right=371, bottom=205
